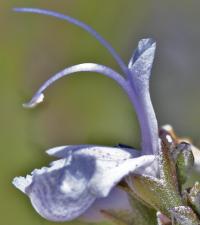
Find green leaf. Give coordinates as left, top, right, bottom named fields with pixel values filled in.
left=116, top=182, right=157, bottom=225
left=158, top=133, right=183, bottom=205
left=101, top=209, right=134, bottom=225
left=159, top=135, right=179, bottom=195
left=127, top=136, right=183, bottom=217
left=128, top=193, right=157, bottom=225
left=175, top=143, right=194, bottom=189
left=101, top=193, right=157, bottom=225
left=130, top=175, right=178, bottom=216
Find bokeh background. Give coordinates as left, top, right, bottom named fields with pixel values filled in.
left=1, top=1, right=200, bottom=225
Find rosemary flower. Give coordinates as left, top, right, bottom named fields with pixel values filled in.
left=13, top=8, right=159, bottom=222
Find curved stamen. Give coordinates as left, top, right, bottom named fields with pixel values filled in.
left=14, top=7, right=159, bottom=156
left=13, top=7, right=130, bottom=77
left=23, top=63, right=128, bottom=108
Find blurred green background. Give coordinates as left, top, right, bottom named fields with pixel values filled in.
left=1, top=1, right=200, bottom=225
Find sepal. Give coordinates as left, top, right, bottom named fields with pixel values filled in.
left=170, top=206, right=200, bottom=225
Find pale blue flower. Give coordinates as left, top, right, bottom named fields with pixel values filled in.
left=13, top=8, right=159, bottom=222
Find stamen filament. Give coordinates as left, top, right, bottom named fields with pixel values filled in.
left=13, top=7, right=130, bottom=77
left=23, top=63, right=127, bottom=108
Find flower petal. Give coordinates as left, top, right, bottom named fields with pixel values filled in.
left=128, top=39, right=156, bottom=71
left=89, top=154, right=156, bottom=197
left=46, top=145, right=156, bottom=196
left=12, top=175, right=32, bottom=193
left=127, top=39, right=159, bottom=155
left=13, top=8, right=129, bottom=77
left=13, top=146, right=156, bottom=221
left=13, top=158, right=96, bottom=221
left=46, top=145, right=140, bottom=159
left=82, top=187, right=131, bottom=221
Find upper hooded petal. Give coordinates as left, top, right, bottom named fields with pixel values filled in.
left=129, top=39, right=155, bottom=66
left=126, top=39, right=159, bottom=156
left=13, top=145, right=156, bottom=221
left=128, top=39, right=156, bottom=90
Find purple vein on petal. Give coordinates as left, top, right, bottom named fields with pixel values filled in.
left=22, top=63, right=128, bottom=108
left=13, top=7, right=130, bottom=77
